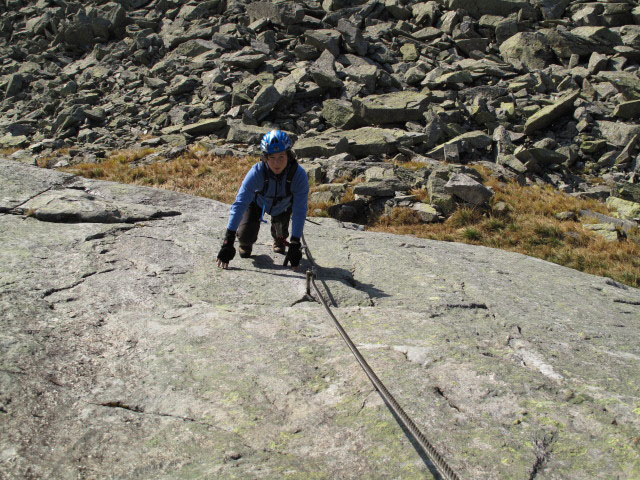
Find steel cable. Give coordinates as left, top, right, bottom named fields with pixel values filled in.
left=301, top=234, right=461, bottom=480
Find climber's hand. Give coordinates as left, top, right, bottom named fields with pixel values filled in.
left=283, top=238, right=302, bottom=269
left=217, top=230, right=236, bottom=269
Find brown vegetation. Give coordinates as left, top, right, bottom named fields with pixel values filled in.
left=372, top=173, right=640, bottom=288
left=0, top=147, right=21, bottom=155
left=36, top=148, right=71, bottom=168
left=61, top=145, right=255, bottom=204
left=308, top=185, right=357, bottom=217
left=60, top=149, right=639, bottom=287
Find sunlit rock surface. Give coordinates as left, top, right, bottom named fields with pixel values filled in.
left=1, top=159, right=639, bottom=479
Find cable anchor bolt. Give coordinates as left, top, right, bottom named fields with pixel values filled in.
left=305, top=268, right=314, bottom=296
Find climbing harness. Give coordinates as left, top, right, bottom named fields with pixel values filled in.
left=256, top=158, right=298, bottom=224
left=300, top=233, right=462, bottom=480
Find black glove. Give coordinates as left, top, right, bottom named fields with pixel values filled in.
left=217, top=229, right=236, bottom=264
left=283, top=237, right=302, bottom=267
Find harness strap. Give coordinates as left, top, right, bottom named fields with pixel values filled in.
left=255, top=159, right=298, bottom=218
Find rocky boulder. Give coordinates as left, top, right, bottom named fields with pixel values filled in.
left=444, top=173, right=494, bottom=206
left=499, top=32, right=557, bottom=70
left=353, top=92, right=431, bottom=125
left=524, top=90, right=581, bottom=136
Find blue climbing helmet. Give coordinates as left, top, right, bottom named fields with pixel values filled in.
left=260, top=130, right=293, bottom=155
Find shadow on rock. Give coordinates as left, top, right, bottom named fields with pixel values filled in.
left=248, top=254, right=389, bottom=306
left=315, top=264, right=389, bottom=301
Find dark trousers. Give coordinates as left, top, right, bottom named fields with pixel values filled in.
left=237, top=203, right=292, bottom=247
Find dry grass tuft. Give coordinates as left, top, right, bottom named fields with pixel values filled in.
left=62, top=146, right=256, bottom=204
left=137, top=133, right=157, bottom=141
left=395, top=160, right=431, bottom=171
left=447, top=207, right=484, bottom=228
left=377, top=207, right=423, bottom=226
left=410, top=187, right=429, bottom=203
left=0, top=147, right=21, bottom=155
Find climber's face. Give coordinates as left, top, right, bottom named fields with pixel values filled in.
left=265, top=151, right=288, bottom=174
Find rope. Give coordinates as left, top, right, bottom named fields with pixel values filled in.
left=300, top=234, right=462, bottom=480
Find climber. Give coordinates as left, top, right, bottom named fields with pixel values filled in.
left=216, top=129, right=309, bottom=270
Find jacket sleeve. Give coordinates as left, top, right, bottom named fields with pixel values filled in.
left=290, top=165, right=309, bottom=239
left=227, top=164, right=261, bottom=232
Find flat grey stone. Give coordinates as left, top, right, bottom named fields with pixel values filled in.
left=220, top=51, right=268, bottom=70
left=412, top=26, right=442, bottom=40
left=364, top=166, right=396, bottom=182
left=515, top=147, right=568, bottom=174
left=447, top=0, right=530, bottom=18
left=582, top=223, right=622, bottom=242
left=342, top=127, right=409, bottom=157
left=336, top=18, right=368, bottom=56
left=411, top=202, right=440, bottom=222
left=304, top=29, right=342, bottom=57
left=570, top=26, right=621, bottom=47
left=168, top=75, right=199, bottom=95
left=412, top=2, right=438, bottom=25
left=295, top=131, right=349, bottom=158
left=499, top=32, right=556, bottom=70
left=246, top=1, right=306, bottom=26
left=535, top=0, right=571, bottom=19
left=181, top=118, right=227, bottom=136
left=524, top=90, right=580, bottom=136
left=4, top=74, right=24, bottom=98
left=0, top=135, right=29, bottom=148
left=226, top=123, right=272, bottom=145
left=578, top=209, right=638, bottom=233
left=309, top=67, right=343, bottom=89
left=353, top=181, right=396, bottom=197
left=428, top=131, right=492, bottom=160
left=385, top=1, right=411, bottom=20
left=353, top=92, right=431, bottom=125
left=596, top=121, right=640, bottom=148
left=247, top=85, right=281, bottom=122
left=615, top=183, right=640, bottom=203
left=343, top=65, right=377, bottom=92
left=596, top=71, right=640, bottom=99
left=606, top=196, right=640, bottom=221
left=19, top=188, right=180, bottom=224
left=444, top=173, right=493, bottom=206
left=0, top=160, right=75, bottom=212
left=321, top=99, right=363, bottom=130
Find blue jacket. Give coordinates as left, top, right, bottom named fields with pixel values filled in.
left=227, top=160, right=309, bottom=238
